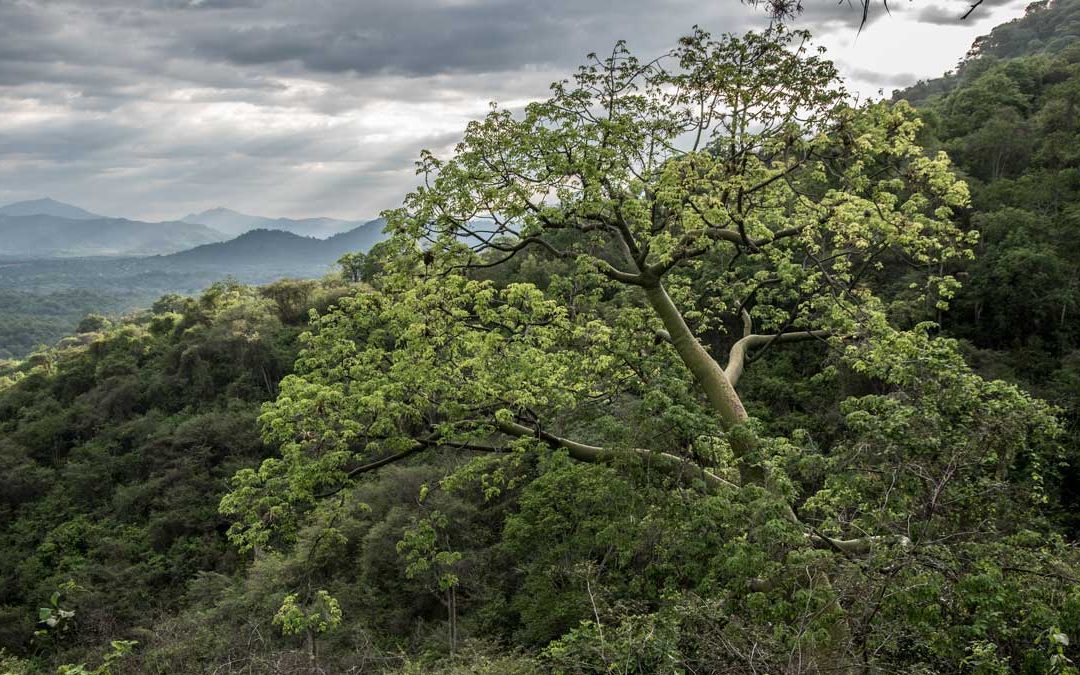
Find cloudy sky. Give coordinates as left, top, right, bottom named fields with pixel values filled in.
left=0, top=0, right=1032, bottom=222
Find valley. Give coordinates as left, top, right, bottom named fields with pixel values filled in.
left=0, top=200, right=386, bottom=359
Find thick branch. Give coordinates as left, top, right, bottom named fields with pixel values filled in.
left=595, top=259, right=649, bottom=286
left=808, top=533, right=912, bottom=555
left=496, top=419, right=738, bottom=492
left=725, top=330, right=831, bottom=387
left=642, top=282, right=749, bottom=431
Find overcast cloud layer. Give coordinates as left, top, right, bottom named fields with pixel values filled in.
left=0, top=0, right=1033, bottom=221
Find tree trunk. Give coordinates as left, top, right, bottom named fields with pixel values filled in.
left=306, top=628, right=317, bottom=673
left=643, top=283, right=749, bottom=429
left=643, top=282, right=765, bottom=485
left=644, top=280, right=854, bottom=672
left=447, top=587, right=458, bottom=654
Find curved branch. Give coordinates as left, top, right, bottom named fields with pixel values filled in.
left=496, top=419, right=738, bottom=492
left=314, top=444, right=429, bottom=498
left=594, top=259, right=649, bottom=286
left=725, top=329, right=831, bottom=387
left=486, top=235, right=568, bottom=258
left=313, top=434, right=515, bottom=499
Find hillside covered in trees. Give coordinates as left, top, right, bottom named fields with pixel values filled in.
left=3, top=6, right=1080, bottom=674
left=0, top=218, right=386, bottom=361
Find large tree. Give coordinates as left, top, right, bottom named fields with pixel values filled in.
left=379, top=24, right=972, bottom=489
left=223, top=26, right=1073, bottom=672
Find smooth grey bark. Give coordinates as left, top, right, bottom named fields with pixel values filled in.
left=497, top=419, right=738, bottom=491
left=725, top=330, right=831, bottom=387
left=642, top=282, right=750, bottom=430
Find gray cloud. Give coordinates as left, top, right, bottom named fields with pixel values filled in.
left=0, top=0, right=1030, bottom=221
left=845, top=66, right=920, bottom=87
left=912, top=0, right=1020, bottom=25
left=173, top=0, right=764, bottom=77
left=798, top=0, right=894, bottom=29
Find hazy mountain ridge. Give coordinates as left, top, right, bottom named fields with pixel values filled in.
left=0, top=213, right=227, bottom=258
left=180, top=206, right=368, bottom=238
left=0, top=198, right=387, bottom=358
left=0, top=199, right=382, bottom=259
left=162, top=218, right=386, bottom=267
left=0, top=197, right=102, bottom=220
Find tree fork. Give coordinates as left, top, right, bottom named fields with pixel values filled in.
left=642, top=282, right=749, bottom=430
left=642, top=281, right=768, bottom=486
left=643, top=279, right=857, bottom=671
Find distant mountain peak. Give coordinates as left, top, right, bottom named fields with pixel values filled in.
left=181, top=206, right=246, bottom=221
left=0, top=198, right=102, bottom=220
left=164, top=218, right=385, bottom=266
left=180, top=207, right=371, bottom=239
left=234, top=227, right=310, bottom=240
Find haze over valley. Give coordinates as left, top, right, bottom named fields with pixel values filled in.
left=0, top=197, right=386, bottom=357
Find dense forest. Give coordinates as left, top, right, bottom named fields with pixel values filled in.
left=0, top=218, right=384, bottom=360
left=3, top=4, right=1080, bottom=674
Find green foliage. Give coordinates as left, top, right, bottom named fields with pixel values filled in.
left=389, top=641, right=545, bottom=674
left=966, top=0, right=1080, bottom=62
left=0, top=279, right=326, bottom=669
left=389, top=26, right=973, bottom=348
left=34, top=581, right=79, bottom=647
left=55, top=640, right=136, bottom=675
left=273, top=590, right=342, bottom=637
left=206, top=23, right=1080, bottom=673
left=0, top=289, right=137, bottom=361
left=896, top=4, right=1080, bottom=537
left=397, top=508, right=462, bottom=593
left=0, top=649, right=34, bottom=675
left=543, top=608, right=683, bottom=674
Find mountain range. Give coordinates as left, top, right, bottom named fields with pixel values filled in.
left=0, top=213, right=226, bottom=258
left=180, top=207, right=366, bottom=238
left=160, top=219, right=386, bottom=268
left=0, top=198, right=389, bottom=358
left=0, top=198, right=382, bottom=260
